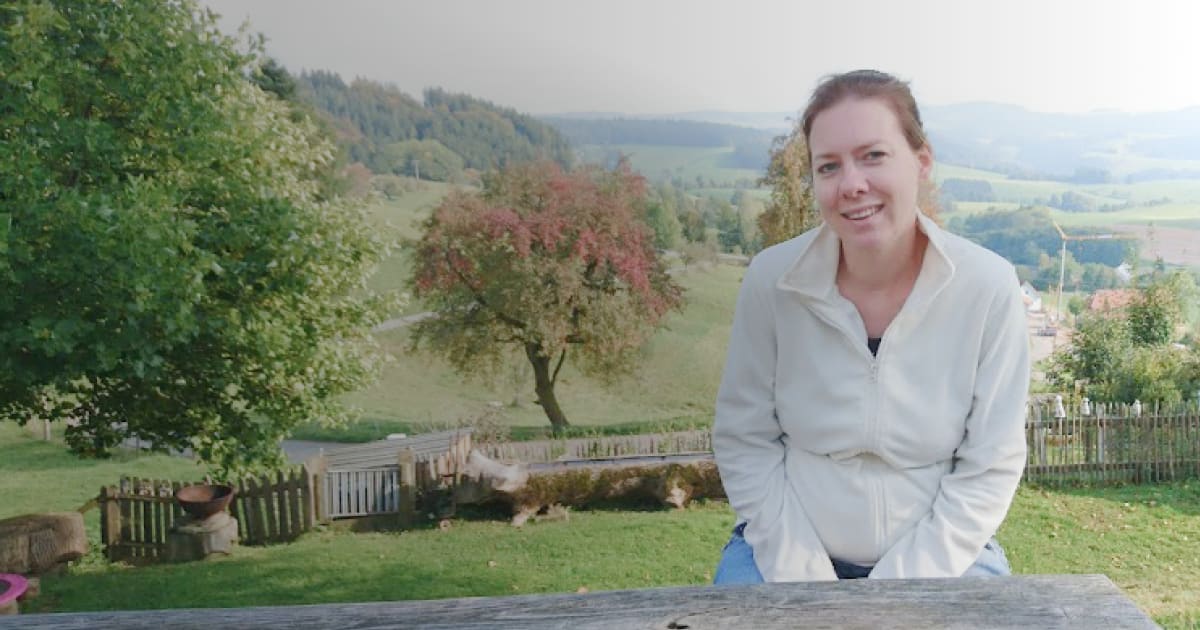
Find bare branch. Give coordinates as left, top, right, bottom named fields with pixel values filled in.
left=550, top=348, right=567, bottom=386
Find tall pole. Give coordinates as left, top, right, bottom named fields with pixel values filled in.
left=1057, top=240, right=1067, bottom=323
left=1051, top=219, right=1131, bottom=325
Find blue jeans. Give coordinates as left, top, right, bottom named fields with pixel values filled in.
left=713, top=522, right=1011, bottom=584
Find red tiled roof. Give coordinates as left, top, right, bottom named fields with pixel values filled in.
left=1087, top=289, right=1138, bottom=312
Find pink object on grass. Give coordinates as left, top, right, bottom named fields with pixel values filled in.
left=0, top=573, right=28, bottom=606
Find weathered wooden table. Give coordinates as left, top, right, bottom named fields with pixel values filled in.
left=0, top=574, right=1156, bottom=629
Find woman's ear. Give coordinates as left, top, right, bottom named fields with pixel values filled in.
left=916, top=145, right=934, bottom=180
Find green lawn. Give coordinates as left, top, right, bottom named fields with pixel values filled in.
left=5, top=423, right=1200, bottom=627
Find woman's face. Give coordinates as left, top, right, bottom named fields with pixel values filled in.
left=808, top=97, right=932, bottom=254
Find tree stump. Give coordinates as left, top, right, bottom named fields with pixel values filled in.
left=0, top=512, right=87, bottom=575
left=165, top=512, right=238, bottom=562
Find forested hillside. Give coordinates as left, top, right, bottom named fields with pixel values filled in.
left=946, top=207, right=1131, bottom=291
left=295, top=71, right=573, bottom=179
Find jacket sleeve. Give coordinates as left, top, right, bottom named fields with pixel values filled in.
left=713, top=263, right=837, bottom=582
left=869, top=275, right=1030, bottom=579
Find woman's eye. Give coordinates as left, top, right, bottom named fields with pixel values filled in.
left=863, top=151, right=886, bottom=161
left=816, top=162, right=838, bottom=174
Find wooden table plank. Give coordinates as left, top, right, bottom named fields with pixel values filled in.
left=0, top=575, right=1155, bottom=629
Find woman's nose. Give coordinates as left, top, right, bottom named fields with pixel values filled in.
left=839, top=163, right=868, bottom=198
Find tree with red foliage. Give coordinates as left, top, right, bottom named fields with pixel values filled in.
left=409, top=161, right=684, bottom=432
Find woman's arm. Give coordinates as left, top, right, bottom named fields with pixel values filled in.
left=869, top=276, right=1030, bottom=579
left=713, top=264, right=837, bottom=582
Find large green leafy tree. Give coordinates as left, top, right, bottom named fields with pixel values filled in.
left=0, top=0, right=393, bottom=473
left=409, top=161, right=684, bottom=433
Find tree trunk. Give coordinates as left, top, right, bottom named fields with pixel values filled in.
left=525, top=343, right=569, bottom=434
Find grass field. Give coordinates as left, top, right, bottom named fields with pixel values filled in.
left=4, top=424, right=1200, bottom=627
left=578, top=144, right=763, bottom=186
left=301, top=263, right=742, bottom=441
left=360, top=182, right=458, bottom=315
left=1051, top=202, right=1200, bottom=227
left=935, top=162, right=1200, bottom=204
left=946, top=201, right=1023, bottom=216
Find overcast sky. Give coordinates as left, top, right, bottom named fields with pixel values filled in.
left=200, top=0, right=1200, bottom=116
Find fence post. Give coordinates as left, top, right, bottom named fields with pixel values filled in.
left=100, top=486, right=120, bottom=562
left=1032, top=404, right=1046, bottom=468
left=117, top=479, right=132, bottom=563
left=300, top=465, right=315, bottom=531
left=398, top=447, right=417, bottom=528
left=247, top=476, right=266, bottom=545
left=285, top=468, right=299, bottom=539
left=306, top=452, right=329, bottom=523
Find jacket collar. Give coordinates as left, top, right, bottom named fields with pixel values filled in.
left=776, top=210, right=956, bottom=305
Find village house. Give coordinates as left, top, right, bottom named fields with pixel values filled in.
left=1020, top=281, right=1043, bottom=313
left=1087, top=288, right=1138, bottom=312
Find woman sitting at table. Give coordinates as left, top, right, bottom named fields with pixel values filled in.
left=712, top=69, right=1029, bottom=582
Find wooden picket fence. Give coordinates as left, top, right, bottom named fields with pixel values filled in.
left=99, top=467, right=314, bottom=564
left=1024, top=401, right=1200, bottom=485
left=470, top=404, right=1200, bottom=486
left=323, top=468, right=401, bottom=518
left=477, top=430, right=712, bottom=463
left=311, top=431, right=472, bottom=523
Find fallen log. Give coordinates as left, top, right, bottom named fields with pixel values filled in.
left=457, top=451, right=724, bottom=526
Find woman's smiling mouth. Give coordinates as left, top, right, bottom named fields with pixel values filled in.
left=842, top=204, right=882, bottom=221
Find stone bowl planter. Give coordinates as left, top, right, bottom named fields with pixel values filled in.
left=174, top=484, right=236, bottom=520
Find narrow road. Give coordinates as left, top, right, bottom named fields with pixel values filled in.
left=280, top=439, right=350, bottom=465
left=373, top=310, right=435, bottom=332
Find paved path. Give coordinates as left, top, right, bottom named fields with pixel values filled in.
left=121, top=437, right=353, bottom=466
left=372, top=311, right=435, bottom=332
left=280, top=439, right=351, bottom=465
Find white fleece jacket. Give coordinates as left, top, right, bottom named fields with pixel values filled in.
left=713, top=212, right=1030, bottom=581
